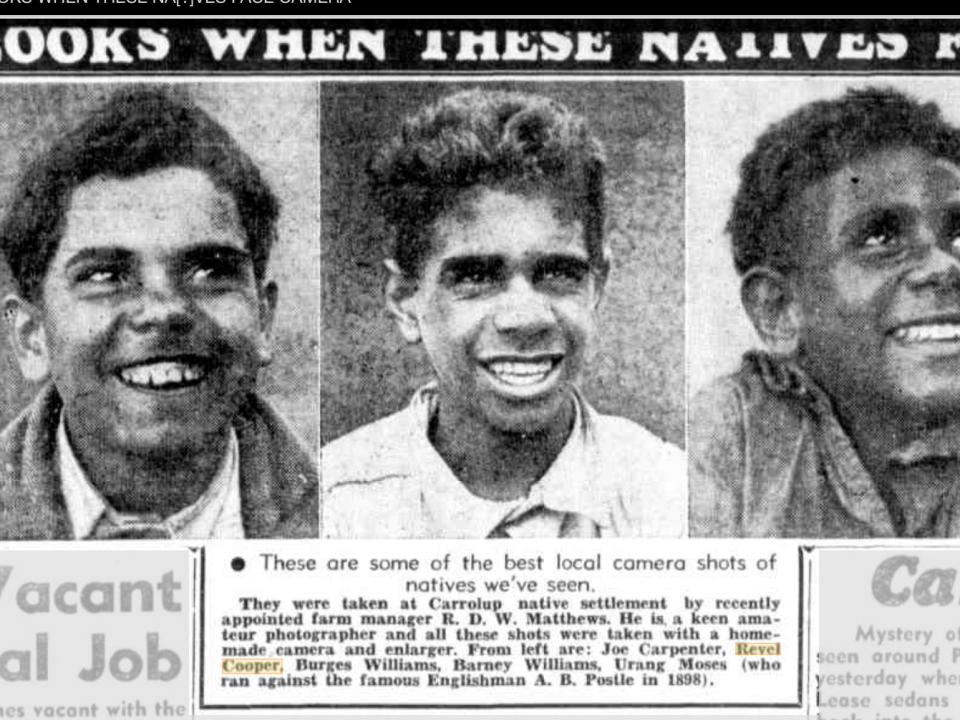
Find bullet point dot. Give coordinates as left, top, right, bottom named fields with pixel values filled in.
left=231, top=557, right=245, bottom=572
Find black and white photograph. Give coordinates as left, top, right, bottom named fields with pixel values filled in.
left=6, top=16, right=959, bottom=717
left=0, top=83, right=319, bottom=540
left=688, top=78, right=960, bottom=539
left=320, top=81, right=686, bottom=539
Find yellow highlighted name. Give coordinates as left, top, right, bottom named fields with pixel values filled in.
left=222, top=658, right=283, bottom=674
left=735, top=642, right=780, bottom=655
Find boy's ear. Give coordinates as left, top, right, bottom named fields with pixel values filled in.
left=3, top=294, right=51, bottom=382
left=741, top=267, right=802, bottom=356
left=384, top=260, right=422, bottom=344
left=256, top=281, right=278, bottom=367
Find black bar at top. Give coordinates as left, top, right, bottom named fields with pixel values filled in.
left=0, top=18, right=957, bottom=73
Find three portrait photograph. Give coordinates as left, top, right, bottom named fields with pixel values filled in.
left=0, top=77, right=953, bottom=540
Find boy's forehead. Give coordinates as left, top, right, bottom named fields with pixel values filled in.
left=429, top=188, right=589, bottom=261
left=827, top=147, right=959, bottom=196
left=799, top=146, right=960, bottom=203
left=56, top=167, right=247, bottom=259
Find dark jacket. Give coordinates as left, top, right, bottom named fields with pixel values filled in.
left=0, top=385, right=318, bottom=539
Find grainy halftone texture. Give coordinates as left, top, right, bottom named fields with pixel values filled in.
left=320, top=82, right=684, bottom=446
left=0, top=84, right=318, bottom=450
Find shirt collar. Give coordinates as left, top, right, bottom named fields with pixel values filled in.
left=746, top=351, right=897, bottom=534
left=57, top=415, right=244, bottom=540
left=749, top=350, right=960, bottom=467
left=409, top=384, right=611, bottom=538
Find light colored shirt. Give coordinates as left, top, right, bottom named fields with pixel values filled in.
left=57, top=417, right=245, bottom=540
left=322, top=385, right=686, bottom=538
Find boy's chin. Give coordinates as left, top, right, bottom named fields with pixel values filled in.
left=874, top=374, right=960, bottom=421
left=895, top=392, right=960, bottom=422
left=806, top=355, right=960, bottom=422
left=482, top=394, right=574, bottom=437
left=109, top=420, right=232, bottom=460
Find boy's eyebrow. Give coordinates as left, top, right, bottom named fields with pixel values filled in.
left=439, top=255, right=505, bottom=276
left=63, top=246, right=134, bottom=270
left=438, top=251, right=594, bottom=279
left=533, top=253, right=593, bottom=270
left=176, top=244, right=253, bottom=264
left=62, top=244, right=253, bottom=271
left=838, top=204, right=913, bottom=237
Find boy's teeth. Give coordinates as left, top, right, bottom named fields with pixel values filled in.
left=894, top=324, right=960, bottom=343
left=119, top=362, right=204, bottom=388
left=487, top=360, right=554, bottom=386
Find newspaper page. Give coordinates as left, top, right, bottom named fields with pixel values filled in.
left=3, top=14, right=960, bottom=719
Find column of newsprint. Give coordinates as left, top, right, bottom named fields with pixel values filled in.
left=201, top=541, right=800, bottom=708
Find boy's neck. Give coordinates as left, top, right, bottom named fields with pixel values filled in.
left=832, top=394, right=960, bottom=536
left=430, top=393, right=576, bottom=502
left=64, top=422, right=231, bottom=516
left=834, top=394, right=960, bottom=472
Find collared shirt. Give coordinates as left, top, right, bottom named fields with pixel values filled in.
left=322, top=384, right=685, bottom=539
left=57, top=417, right=245, bottom=540
left=689, top=352, right=960, bottom=539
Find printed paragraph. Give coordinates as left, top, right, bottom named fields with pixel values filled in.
left=202, top=542, right=801, bottom=707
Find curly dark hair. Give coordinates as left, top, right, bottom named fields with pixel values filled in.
left=368, top=88, right=606, bottom=278
left=729, top=86, right=960, bottom=276
left=0, top=87, right=279, bottom=301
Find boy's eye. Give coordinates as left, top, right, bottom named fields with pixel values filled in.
left=857, top=211, right=904, bottom=251
left=455, top=269, right=497, bottom=285
left=75, top=266, right=127, bottom=286
left=442, top=259, right=504, bottom=294
left=86, top=270, right=120, bottom=283
left=942, top=213, right=960, bottom=254
left=945, top=231, right=960, bottom=256
left=863, top=234, right=892, bottom=248
left=534, top=257, right=591, bottom=291
left=182, top=250, right=249, bottom=286
left=187, top=263, right=228, bottom=283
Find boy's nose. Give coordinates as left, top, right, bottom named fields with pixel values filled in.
left=492, top=277, right=556, bottom=335
left=128, top=274, right=194, bottom=332
left=906, top=241, right=960, bottom=292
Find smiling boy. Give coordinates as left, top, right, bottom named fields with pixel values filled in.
left=322, top=89, right=684, bottom=539
left=691, top=87, right=960, bottom=538
left=0, top=89, right=317, bottom=539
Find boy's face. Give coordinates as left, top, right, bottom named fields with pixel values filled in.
left=790, top=146, right=960, bottom=416
left=23, top=166, right=275, bottom=458
left=399, top=188, right=603, bottom=434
